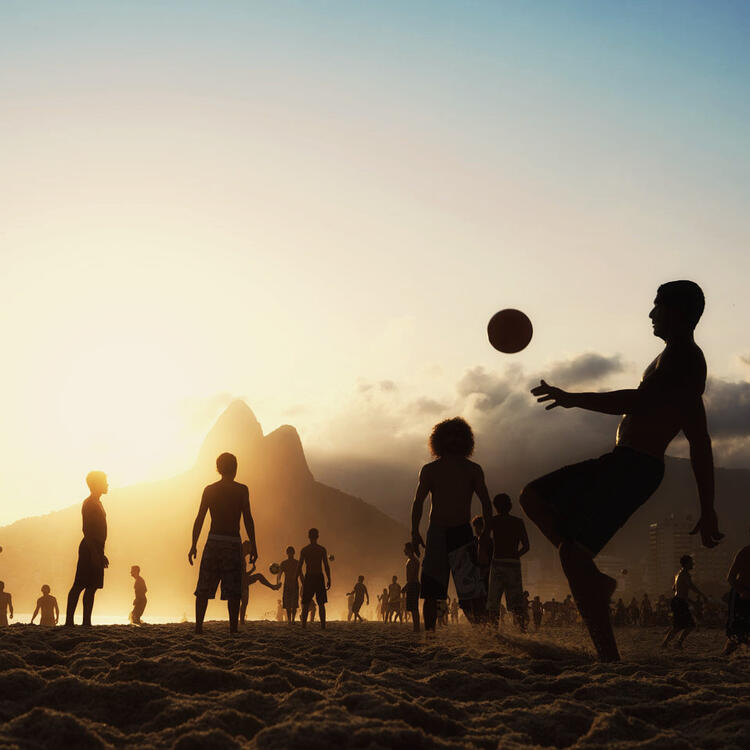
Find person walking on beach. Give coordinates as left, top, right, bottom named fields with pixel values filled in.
left=411, top=418, right=493, bottom=632
left=65, top=471, right=109, bottom=627
left=640, top=593, right=653, bottom=627
left=278, top=546, right=300, bottom=623
left=348, top=575, right=369, bottom=622
left=129, top=566, right=148, bottom=624
left=522, top=281, right=721, bottom=661
left=298, top=528, right=331, bottom=629
left=387, top=576, right=403, bottom=622
left=487, top=493, right=529, bottom=629
left=723, top=538, right=750, bottom=655
left=0, top=581, right=14, bottom=626
left=378, top=588, right=389, bottom=622
left=404, top=542, right=421, bottom=632
left=531, top=595, right=543, bottom=631
left=189, top=452, right=258, bottom=634
left=31, top=585, right=58, bottom=626
left=662, top=555, right=707, bottom=649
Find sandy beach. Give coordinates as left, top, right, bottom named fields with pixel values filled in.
left=0, top=622, right=748, bottom=749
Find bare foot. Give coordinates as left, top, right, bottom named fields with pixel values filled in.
left=560, top=541, right=620, bottom=662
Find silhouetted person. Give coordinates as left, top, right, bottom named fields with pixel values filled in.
left=0, top=581, right=13, bottom=626
left=663, top=555, right=706, bottom=648
left=278, top=546, right=300, bottom=623
left=411, top=418, right=492, bottom=632
left=65, top=471, right=108, bottom=627
left=724, top=537, right=750, bottom=655
left=378, top=588, right=389, bottom=622
left=298, top=528, right=331, bottom=629
left=404, top=542, right=421, bottom=631
left=189, top=452, right=257, bottom=634
left=487, top=493, right=529, bottom=628
left=640, top=593, right=653, bottom=627
left=522, top=281, right=721, bottom=661
left=531, top=595, right=543, bottom=631
left=130, top=566, right=147, bottom=625
left=387, top=575, right=402, bottom=622
left=348, top=575, right=369, bottom=622
left=276, top=599, right=285, bottom=622
left=240, top=542, right=280, bottom=624
left=31, top=584, right=58, bottom=626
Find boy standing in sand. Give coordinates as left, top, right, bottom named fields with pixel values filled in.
left=404, top=542, right=421, bottom=631
left=487, top=493, right=530, bottom=629
left=522, top=281, right=721, bottom=661
left=278, top=546, right=300, bottom=623
left=189, top=452, right=258, bottom=634
left=411, top=418, right=493, bottom=632
left=32, top=585, right=59, bottom=626
left=0, top=581, right=13, bottom=626
left=298, top=528, right=331, bottom=629
left=65, top=471, right=109, bottom=627
left=663, top=555, right=707, bottom=649
left=130, top=566, right=148, bottom=624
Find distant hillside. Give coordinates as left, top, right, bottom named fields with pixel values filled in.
left=0, top=401, right=409, bottom=621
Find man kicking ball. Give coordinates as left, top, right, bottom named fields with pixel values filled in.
left=521, top=281, right=722, bottom=661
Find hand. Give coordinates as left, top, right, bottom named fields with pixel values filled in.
left=689, top=510, right=724, bottom=549
left=103, top=555, right=109, bottom=569
left=411, top=531, right=425, bottom=557
left=248, top=544, right=258, bottom=565
left=531, top=380, right=574, bottom=410
left=188, top=545, right=197, bottom=566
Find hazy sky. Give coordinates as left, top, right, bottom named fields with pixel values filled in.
left=2, top=1, right=749, bottom=524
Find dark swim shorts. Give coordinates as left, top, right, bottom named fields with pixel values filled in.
left=527, top=446, right=664, bottom=556
left=301, top=572, right=327, bottom=606
left=73, top=539, right=105, bottom=590
left=194, top=535, right=243, bottom=600
left=671, top=596, right=695, bottom=630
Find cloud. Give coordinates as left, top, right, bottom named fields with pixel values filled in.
left=409, top=397, right=447, bottom=416
left=457, top=366, right=517, bottom=411
left=705, top=379, right=750, bottom=438
left=544, top=353, right=625, bottom=389
left=739, top=354, right=750, bottom=367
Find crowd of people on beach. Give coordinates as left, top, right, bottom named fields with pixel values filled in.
left=1, top=282, right=750, bottom=661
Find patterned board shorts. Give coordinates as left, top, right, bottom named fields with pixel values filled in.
left=487, top=559, right=523, bottom=614
left=194, top=536, right=243, bottom=600
left=420, top=523, right=485, bottom=602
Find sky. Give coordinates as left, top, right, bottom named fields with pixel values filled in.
left=1, top=1, right=749, bottom=525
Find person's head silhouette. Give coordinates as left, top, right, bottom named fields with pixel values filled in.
left=41, top=584, right=50, bottom=594
left=86, top=471, right=108, bottom=497
left=130, top=565, right=140, bottom=578
left=429, top=417, right=474, bottom=458
left=493, top=493, right=512, bottom=515
left=216, top=452, right=237, bottom=479
left=392, top=575, right=398, bottom=583
left=308, top=528, right=319, bottom=542
left=286, top=546, right=295, bottom=558
left=651, top=281, right=705, bottom=341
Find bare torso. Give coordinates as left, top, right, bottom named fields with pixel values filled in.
left=280, top=558, right=298, bottom=584
left=674, top=569, right=692, bottom=599
left=491, top=514, right=526, bottom=559
left=616, top=343, right=706, bottom=458
left=300, top=543, right=326, bottom=577
left=203, top=480, right=249, bottom=536
left=422, top=457, right=483, bottom=527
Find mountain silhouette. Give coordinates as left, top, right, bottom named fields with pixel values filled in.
left=0, top=401, right=408, bottom=620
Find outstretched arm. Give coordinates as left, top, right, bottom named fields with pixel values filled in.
left=684, top=397, right=722, bottom=549
left=411, top=467, right=429, bottom=555
left=532, top=380, right=638, bottom=414
left=189, top=490, right=209, bottom=565
left=242, top=489, right=257, bottom=563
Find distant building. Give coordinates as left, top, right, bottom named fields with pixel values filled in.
left=647, top=513, right=732, bottom=596
left=647, top=514, right=694, bottom=595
